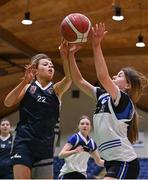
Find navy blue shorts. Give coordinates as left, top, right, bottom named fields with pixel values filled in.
left=0, top=161, right=13, bottom=179
left=104, top=158, right=139, bottom=179
left=11, top=141, right=54, bottom=169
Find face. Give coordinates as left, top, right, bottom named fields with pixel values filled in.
left=112, top=70, right=130, bottom=92
left=0, top=120, right=11, bottom=135
left=36, top=59, right=55, bottom=81
left=78, top=118, right=91, bottom=135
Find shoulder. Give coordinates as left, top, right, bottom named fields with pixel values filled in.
left=112, top=90, right=133, bottom=110
left=89, top=138, right=97, bottom=151
left=67, top=133, right=79, bottom=146
left=95, top=86, right=106, bottom=99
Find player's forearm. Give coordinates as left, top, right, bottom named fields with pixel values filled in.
left=68, top=54, right=83, bottom=85
left=92, top=150, right=104, bottom=167
left=62, top=58, right=71, bottom=80
left=4, top=80, right=28, bottom=107
left=93, top=44, right=110, bottom=82
left=58, top=149, right=77, bottom=158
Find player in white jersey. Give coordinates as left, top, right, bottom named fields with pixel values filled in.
left=65, top=23, right=148, bottom=179
left=58, top=115, right=104, bottom=179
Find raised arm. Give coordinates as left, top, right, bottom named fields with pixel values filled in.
left=68, top=43, right=96, bottom=100
left=92, top=23, right=118, bottom=100
left=4, top=64, right=36, bottom=107
left=54, top=40, right=72, bottom=100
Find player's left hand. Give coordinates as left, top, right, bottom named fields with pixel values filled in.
left=91, top=23, right=108, bottom=48
left=68, top=43, right=82, bottom=55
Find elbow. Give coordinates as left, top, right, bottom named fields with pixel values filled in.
left=94, top=158, right=104, bottom=167
left=65, top=79, right=72, bottom=90
left=98, top=160, right=104, bottom=167
left=72, top=76, right=84, bottom=87
left=65, top=77, right=72, bottom=84
left=4, top=99, right=12, bottom=107
left=4, top=98, right=16, bottom=107
left=67, top=79, right=72, bottom=86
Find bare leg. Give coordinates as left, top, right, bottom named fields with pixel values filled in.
left=13, top=164, right=31, bottom=179
left=32, top=164, right=53, bottom=179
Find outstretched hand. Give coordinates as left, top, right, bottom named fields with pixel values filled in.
left=69, top=43, right=82, bottom=55
left=74, top=145, right=84, bottom=153
left=59, top=38, right=69, bottom=59
left=59, top=38, right=82, bottom=57
left=23, top=63, right=36, bottom=83
left=91, top=23, right=107, bottom=48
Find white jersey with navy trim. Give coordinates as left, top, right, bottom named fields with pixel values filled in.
left=93, top=86, right=137, bottom=162
left=59, top=132, right=97, bottom=177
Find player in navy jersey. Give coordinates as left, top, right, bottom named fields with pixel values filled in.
left=0, top=119, right=13, bottom=179
left=65, top=23, right=148, bottom=179
left=4, top=41, right=72, bottom=179
left=58, top=115, right=104, bottom=179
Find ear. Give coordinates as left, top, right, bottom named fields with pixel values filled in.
left=125, top=82, right=131, bottom=90
left=35, top=69, right=38, bottom=75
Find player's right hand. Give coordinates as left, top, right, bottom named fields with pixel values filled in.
left=75, top=145, right=84, bottom=153
left=23, top=63, right=36, bottom=83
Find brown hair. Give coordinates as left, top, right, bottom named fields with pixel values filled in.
left=79, top=115, right=90, bottom=121
left=0, top=118, right=11, bottom=125
left=75, top=115, right=91, bottom=132
left=122, top=67, right=148, bottom=144
left=79, top=115, right=92, bottom=127
left=31, top=53, right=51, bottom=68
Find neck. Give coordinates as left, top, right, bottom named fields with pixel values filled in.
left=0, top=133, right=10, bottom=138
left=36, top=78, right=51, bottom=87
left=80, top=131, right=88, bottom=139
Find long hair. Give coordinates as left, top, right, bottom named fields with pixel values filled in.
left=122, top=67, right=148, bottom=144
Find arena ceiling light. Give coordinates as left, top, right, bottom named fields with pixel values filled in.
left=112, top=6, right=124, bottom=21
left=136, top=2, right=145, bottom=48
left=21, top=0, right=32, bottom=25
left=136, top=34, right=145, bottom=48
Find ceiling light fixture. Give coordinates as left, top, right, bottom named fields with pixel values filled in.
left=136, top=2, right=145, bottom=48
left=136, top=34, right=145, bottom=47
left=21, top=0, right=32, bottom=25
left=112, top=6, right=124, bottom=21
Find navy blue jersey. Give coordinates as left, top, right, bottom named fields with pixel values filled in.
left=14, top=81, right=60, bottom=158
left=0, top=135, right=13, bottom=178
left=68, top=132, right=97, bottom=153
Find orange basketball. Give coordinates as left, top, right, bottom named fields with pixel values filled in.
left=60, top=13, right=91, bottom=43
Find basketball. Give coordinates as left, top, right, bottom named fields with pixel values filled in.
left=60, top=13, right=91, bottom=43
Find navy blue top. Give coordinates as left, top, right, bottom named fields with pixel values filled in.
left=14, top=81, right=60, bottom=154
left=68, top=132, right=97, bottom=153
left=0, top=135, right=13, bottom=177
